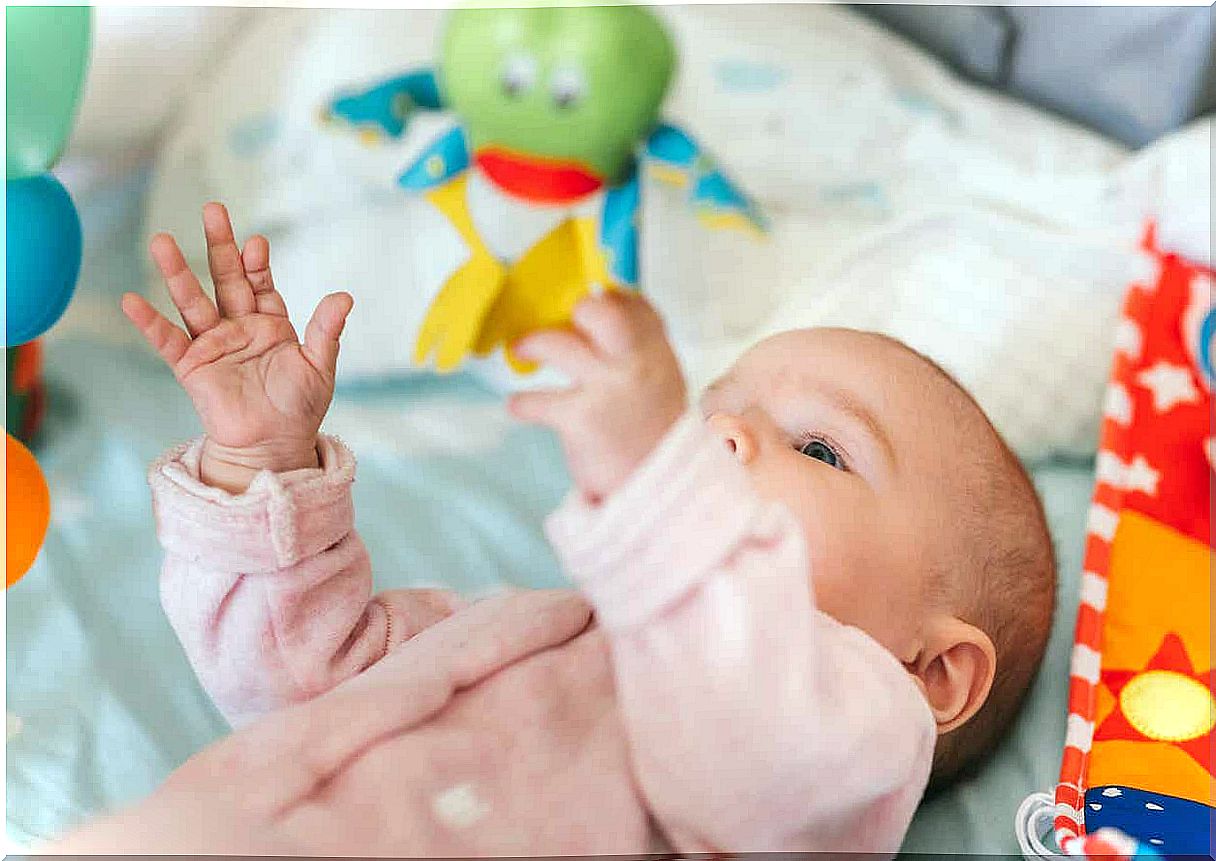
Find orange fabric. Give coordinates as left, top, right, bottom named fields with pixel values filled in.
left=1102, top=513, right=1209, bottom=674
left=1087, top=742, right=1212, bottom=808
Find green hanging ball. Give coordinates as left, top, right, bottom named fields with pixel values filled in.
left=6, top=6, right=93, bottom=180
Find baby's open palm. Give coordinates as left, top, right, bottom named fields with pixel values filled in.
left=123, top=204, right=353, bottom=458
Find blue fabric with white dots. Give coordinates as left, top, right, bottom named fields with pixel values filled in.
left=1086, top=786, right=1213, bottom=858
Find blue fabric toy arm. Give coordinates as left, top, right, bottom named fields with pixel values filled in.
left=322, top=69, right=444, bottom=141
left=396, top=126, right=470, bottom=191
left=599, top=171, right=641, bottom=288
left=644, top=122, right=769, bottom=235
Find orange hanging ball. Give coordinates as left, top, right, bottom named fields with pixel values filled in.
left=6, top=432, right=50, bottom=587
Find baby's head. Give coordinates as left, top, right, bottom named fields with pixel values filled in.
left=701, top=327, right=1055, bottom=787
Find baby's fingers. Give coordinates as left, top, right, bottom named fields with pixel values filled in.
left=302, top=292, right=354, bottom=377
left=150, top=233, right=220, bottom=337
left=512, top=328, right=599, bottom=382
left=121, top=292, right=190, bottom=371
left=572, top=291, right=660, bottom=358
left=202, top=202, right=256, bottom=318
left=241, top=235, right=289, bottom=318
left=506, top=388, right=577, bottom=428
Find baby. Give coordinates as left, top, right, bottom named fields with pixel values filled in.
left=52, top=203, right=1055, bottom=857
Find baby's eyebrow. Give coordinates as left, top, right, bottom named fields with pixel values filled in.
left=821, top=386, right=898, bottom=471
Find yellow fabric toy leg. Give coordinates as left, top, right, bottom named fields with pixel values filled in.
left=413, top=176, right=508, bottom=373
left=414, top=176, right=614, bottom=375
left=475, top=217, right=613, bottom=375
left=413, top=251, right=506, bottom=372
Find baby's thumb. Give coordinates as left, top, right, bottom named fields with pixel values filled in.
left=303, top=292, right=354, bottom=376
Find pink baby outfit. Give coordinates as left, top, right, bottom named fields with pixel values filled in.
left=50, top=413, right=935, bottom=857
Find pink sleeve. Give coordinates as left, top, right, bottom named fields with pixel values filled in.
left=545, top=412, right=936, bottom=856
left=149, top=434, right=465, bottom=728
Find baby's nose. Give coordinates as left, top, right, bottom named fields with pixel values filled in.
left=706, top=412, right=758, bottom=464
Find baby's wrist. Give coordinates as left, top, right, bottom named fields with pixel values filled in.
left=199, top=437, right=321, bottom=494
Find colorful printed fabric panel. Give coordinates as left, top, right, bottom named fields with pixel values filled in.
left=1053, top=224, right=1214, bottom=860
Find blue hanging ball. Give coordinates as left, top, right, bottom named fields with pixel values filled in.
left=6, top=173, right=83, bottom=347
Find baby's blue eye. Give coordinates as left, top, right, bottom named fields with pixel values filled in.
left=799, top=439, right=843, bottom=469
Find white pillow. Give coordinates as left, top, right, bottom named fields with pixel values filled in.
left=655, top=5, right=1197, bottom=463
left=72, top=7, right=253, bottom=162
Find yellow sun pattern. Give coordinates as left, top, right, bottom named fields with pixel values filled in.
left=1120, top=670, right=1216, bottom=743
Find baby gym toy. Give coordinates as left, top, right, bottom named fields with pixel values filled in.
left=322, top=1, right=766, bottom=375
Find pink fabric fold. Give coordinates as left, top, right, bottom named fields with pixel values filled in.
left=150, top=435, right=356, bottom=573
left=545, top=410, right=764, bottom=630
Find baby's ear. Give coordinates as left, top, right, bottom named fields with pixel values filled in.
left=908, top=617, right=996, bottom=734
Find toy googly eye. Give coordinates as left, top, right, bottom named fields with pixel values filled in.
left=550, top=66, right=586, bottom=111
left=500, top=53, right=537, bottom=99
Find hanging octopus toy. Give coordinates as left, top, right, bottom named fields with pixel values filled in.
left=321, top=1, right=765, bottom=375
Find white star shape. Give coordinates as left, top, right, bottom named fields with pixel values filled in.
left=1136, top=361, right=1200, bottom=414
left=1097, top=452, right=1161, bottom=496
left=1129, top=251, right=1161, bottom=293
left=1104, top=382, right=1133, bottom=425
left=1114, top=317, right=1142, bottom=360
left=1124, top=455, right=1162, bottom=496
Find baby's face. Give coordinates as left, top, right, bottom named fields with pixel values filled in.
left=701, top=328, right=975, bottom=665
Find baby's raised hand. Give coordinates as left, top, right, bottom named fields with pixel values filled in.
left=122, top=203, right=353, bottom=493
left=507, top=292, right=688, bottom=504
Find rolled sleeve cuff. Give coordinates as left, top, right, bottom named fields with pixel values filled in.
left=149, top=434, right=356, bottom=573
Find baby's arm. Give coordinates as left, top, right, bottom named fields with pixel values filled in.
left=126, top=204, right=461, bottom=726
left=511, top=295, right=934, bottom=854
left=150, top=433, right=463, bottom=727
left=545, top=415, right=935, bottom=854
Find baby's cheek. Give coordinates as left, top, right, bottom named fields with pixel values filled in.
left=805, top=521, right=900, bottom=639
left=806, top=563, right=854, bottom=624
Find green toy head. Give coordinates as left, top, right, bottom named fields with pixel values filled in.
left=440, top=1, right=675, bottom=204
